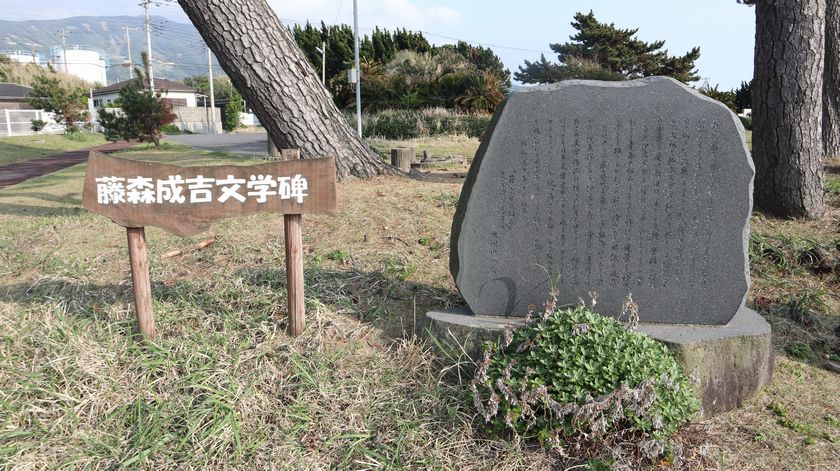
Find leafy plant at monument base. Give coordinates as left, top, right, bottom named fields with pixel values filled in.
left=471, top=300, right=699, bottom=465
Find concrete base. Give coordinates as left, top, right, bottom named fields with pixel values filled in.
left=426, top=306, right=773, bottom=417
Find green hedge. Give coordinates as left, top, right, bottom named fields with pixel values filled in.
left=348, top=108, right=492, bottom=139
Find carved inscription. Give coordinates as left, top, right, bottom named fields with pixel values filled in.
left=451, top=77, right=754, bottom=324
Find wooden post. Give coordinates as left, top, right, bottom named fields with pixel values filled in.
left=282, top=149, right=305, bottom=336
left=390, top=147, right=414, bottom=172
left=126, top=227, right=156, bottom=338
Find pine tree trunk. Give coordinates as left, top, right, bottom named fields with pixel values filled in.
left=825, top=0, right=840, bottom=159
left=753, top=0, right=826, bottom=218
left=176, top=0, right=392, bottom=180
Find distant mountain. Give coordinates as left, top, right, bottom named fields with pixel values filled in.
left=0, top=16, right=213, bottom=85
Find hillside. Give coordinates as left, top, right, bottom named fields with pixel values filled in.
left=0, top=58, right=95, bottom=89
left=0, top=16, right=209, bottom=84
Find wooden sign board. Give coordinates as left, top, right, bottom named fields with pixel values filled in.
left=83, top=151, right=337, bottom=236
left=82, top=150, right=337, bottom=339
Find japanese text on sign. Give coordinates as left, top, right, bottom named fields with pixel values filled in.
left=95, top=174, right=309, bottom=205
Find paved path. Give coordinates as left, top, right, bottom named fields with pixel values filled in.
left=0, top=140, right=136, bottom=189
left=167, top=132, right=269, bottom=156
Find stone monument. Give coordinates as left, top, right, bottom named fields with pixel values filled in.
left=428, top=77, right=772, bottom=416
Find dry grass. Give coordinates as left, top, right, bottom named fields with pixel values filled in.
left=0, top=137, right=838, bottom=469
left=0, top=60, right=96, bottom=89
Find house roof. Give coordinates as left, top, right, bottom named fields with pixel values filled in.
left=93, top=78, right=199, bottom=96
left=0, top=83, right=33, bottom=100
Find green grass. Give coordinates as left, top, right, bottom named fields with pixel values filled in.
left=826, top=175, right=840, bottom=197
left=0, top=133, right=109, bottom=165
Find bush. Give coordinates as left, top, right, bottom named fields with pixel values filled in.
left=356, top=108, right=491, bottom=139
left=30, top=119, right=46, bottom=133
left=64, top=131, right=86, bottom=142
left=98, top=108, right=133, bottom=143
left=472, top=304, right=699, bottom=461
left=161, top=124, right=190, bottom=135
left=739, top=116, right=752, bottom=131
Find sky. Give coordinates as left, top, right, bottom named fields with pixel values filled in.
left=0, top=0, right=756, bottom=89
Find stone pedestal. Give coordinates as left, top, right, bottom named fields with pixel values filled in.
left=425, top=307, right=773, bottom=417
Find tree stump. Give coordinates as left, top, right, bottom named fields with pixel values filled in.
left=391, top=147, right=414, bottom=172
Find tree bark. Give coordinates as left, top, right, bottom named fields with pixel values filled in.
left=753, top=0, right=826, bottom=218
left=177, top=0, right=392, bottom=180
left=825, top=0, right=840, bottom=159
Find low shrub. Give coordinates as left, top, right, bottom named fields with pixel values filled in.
left=30, top=119, right=46, bottom=133
left=351, top=108, right=492, bottom=139
left=161, top=124, right=187, bottom=135
left=472, top=301, right=699, bottom=463
left=64, top=130, right=86, bottom=142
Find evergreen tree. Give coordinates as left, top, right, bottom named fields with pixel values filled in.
left=223, top=88, right=243, bottom=131
left=698, top=83, right=736, bottom=112
left=734, top=80, right=752, bottom=112
left=291, top=22, right=510, bottom=111
left=516, top=11, right=701, bottom=84
left=99, top=53, right=175, bottom=148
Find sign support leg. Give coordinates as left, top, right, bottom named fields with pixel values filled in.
left=282, top=149, right=305, bottom=336
left=126, top=227, right=156, bottom=338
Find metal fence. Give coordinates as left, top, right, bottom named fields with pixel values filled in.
left=0, top=109, right=65, bottom=137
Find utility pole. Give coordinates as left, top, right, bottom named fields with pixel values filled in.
left=57, top=29, right=69, bottom=73
left=207, top=47, right=216, bottom=134
left=352, top=0, right=362, bottom=138
left=141, top=0, right=155, bottom=91
left=315, top=41, right=326, bottom=85
left=30, top=43, right=36, bottom=64
left=123, top=26, right=139, bottom=79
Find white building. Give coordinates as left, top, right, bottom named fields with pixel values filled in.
left=51, top=46, right=108, bottom=86
left=92, top=78, right=202, bottom=108
left=93, top=79, right=222, bottom=133
left=0, top=50, right=43, bottom=65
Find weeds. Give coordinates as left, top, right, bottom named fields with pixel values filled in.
left=767, top=402, right=837, bottom=444
left=784, top=341, right=813, bottom=361
left=773, top=289, right=829, bottom=322
left=432, top=192, right=460, bottom=209
left=826, top=176, right=840, bottom=197
left=326, top=249, right=350, bottom=263
left=749, top=233, right=838, bottom=276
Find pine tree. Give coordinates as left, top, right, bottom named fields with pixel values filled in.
left=99, top=53, right=175, bottom=148
left=741, top=0, right=826, bottom=218
left=516, top=11, right=700, bottom=84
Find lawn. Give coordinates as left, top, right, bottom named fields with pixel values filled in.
left=0, top=138, right=838, bottom=469
left=0, top=133, right=108, bottom=166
